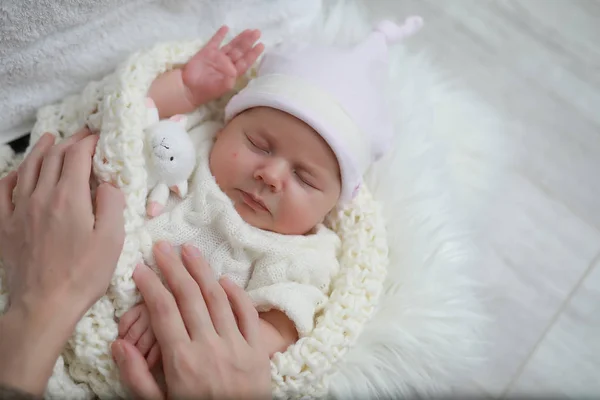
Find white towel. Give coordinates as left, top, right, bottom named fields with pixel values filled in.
left=0, top=0, right=322, bottom=144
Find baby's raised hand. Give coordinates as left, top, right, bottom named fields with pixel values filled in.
left=118, top=303, right=161, bottom=368
left=182, top=25, right=264, bottom=107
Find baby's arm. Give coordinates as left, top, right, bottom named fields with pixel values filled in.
left=246, top=235, right=342, bottom=357
left=258, top=310, right=299, bottom=357
left=148, top=26, right=264, bottom=119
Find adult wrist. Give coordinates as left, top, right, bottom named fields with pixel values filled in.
left=0, top=384, right=42, bottom=400
left=0, top=297, right=80, bottom=396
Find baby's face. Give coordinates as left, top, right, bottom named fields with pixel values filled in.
left=209, top=107, right=341, bottom=235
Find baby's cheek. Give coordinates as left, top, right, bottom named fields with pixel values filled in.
left=280, top=196, right=319, bottom=232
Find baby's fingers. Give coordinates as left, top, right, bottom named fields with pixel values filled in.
left=123, top=308, right=150, bottom=345
left=223, top=29, right=260, bottom=61
left=146, top=343, right=161, bottom=369
left=137, top=326, right=157, bottom=357
left=235, top=43, right=264, bottom=76
left=205, top=25, right=229, bottom=49
left=112, top=340, right=164, bottom=400
left=118, top=304, right=143, bottom=338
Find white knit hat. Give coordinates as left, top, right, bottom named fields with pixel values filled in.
left=224, top=17, right=423, bottom=203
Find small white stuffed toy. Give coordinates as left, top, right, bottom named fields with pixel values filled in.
left=144, top=98, right=196, bottom=218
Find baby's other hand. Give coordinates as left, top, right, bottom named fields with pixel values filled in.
left=182, top=25, right=264, bottom=106
left=118, top=303, right=161, bottom=368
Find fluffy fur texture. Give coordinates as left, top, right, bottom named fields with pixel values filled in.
left=0, top=0, right=506, bottom=398
left=308, top=2, right=506, bottom=398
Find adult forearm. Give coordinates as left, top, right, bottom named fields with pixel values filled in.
left=0, top=301, right=79, bottom=396
left=0, top=385, right=42, bottom=400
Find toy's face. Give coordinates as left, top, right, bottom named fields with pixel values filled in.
left=209, top=107, right=341, bottom=235
left=146, top=120, right=196, bottom=186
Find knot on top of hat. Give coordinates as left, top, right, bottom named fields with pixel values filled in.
left=375, top=16, right=423, bottom=44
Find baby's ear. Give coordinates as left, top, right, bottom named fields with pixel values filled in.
left=169, top=114, right=188, bottom=129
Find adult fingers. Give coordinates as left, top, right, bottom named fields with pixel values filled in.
left=181, top=244, right=236, bottom=339
left=35, top=128, right=92, bottom=197
left=204, top=25, right=229, bottom=50
left=235, top=42, right=264, bottom=75
left=58, top=129, right=98, bottom=192
left=112, top=340, right=164, bottom=400
left=132, top=263, right=189, bottom=346
left=0, top=171, right=17, bottom=222
left=14, top=133, right=55, bottom=203
left=220, top=277, right=260, bottom=347
left=93, top=183, right=125, bottom=248
left=153, top=242, right=213, bottom=339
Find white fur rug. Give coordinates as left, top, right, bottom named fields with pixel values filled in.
left=0, top=0, right=506, bottom=398
left=309, top=2, right=505, bottom=398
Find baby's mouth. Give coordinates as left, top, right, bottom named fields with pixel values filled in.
left=238, top=190, right=269, bottom=213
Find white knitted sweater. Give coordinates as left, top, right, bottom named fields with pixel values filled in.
left=0, top=36, right=389, bottom=400
left=139, top=122, right=341, bottom=337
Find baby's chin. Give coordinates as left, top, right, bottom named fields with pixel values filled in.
left=233, top=200, right=272, bottom=230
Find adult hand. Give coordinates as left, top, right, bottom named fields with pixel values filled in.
left=0, top=129, right=126, bottom=395
left=113, top=242, right=271, bottom=400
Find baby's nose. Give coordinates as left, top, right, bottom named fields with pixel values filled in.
left=257, top=160, right=287, bottom=190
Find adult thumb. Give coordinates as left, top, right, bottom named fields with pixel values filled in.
left=112, top=340, right=164, bottom=400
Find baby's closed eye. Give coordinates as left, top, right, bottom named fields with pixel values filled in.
left=246, top=133, right=269, bottom=153
left=294, top=170, right=318, bottom=189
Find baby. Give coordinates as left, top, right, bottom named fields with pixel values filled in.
left=118, top=20, right=412, bottom=366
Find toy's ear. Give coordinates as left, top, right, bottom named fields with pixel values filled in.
left=145, top=97, right=156, bottom=108
left=145, top=97, right=159, bottom=126
left=169, top=114, right=188, bottom=129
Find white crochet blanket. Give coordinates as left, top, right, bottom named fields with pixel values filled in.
left=0, top=35, right=389, bottom=399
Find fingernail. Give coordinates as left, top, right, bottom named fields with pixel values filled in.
left=157, top=241, right=171, bottom=254
left=131, top=263, right=147, bottom=281
left=183, top=243, right=201, bottom=258
left=41, top=132, right=55, bottom=143
left=219, top=276, right=231, bottom=286
left=113, top=341, right=126, bottom=364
